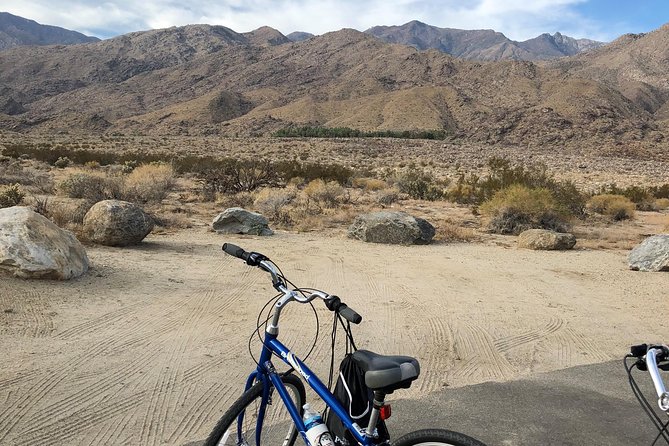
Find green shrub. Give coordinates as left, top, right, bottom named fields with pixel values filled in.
left=480, top=185, right=571, bottom=234
left=0, top=183, right=25, bottom=208
left=273, top=126, right=447, bottom=140
left=586, top=194, right=636, bottom=221
left=451, top=157, right=586, bottom=217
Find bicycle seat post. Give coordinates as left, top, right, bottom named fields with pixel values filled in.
left=365, top=390, right=387, bottom=439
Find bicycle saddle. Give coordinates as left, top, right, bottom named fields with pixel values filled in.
left=352, top=350, right=420, bottom=393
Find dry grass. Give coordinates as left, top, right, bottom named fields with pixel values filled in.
left=123, top=163, right=176, bottom=203
left=586, top=194, right=636, bottom=221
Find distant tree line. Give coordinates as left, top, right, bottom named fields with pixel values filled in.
left=273, top=126, right=448, bottom=140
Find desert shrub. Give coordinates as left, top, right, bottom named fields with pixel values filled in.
left=216, top=191, right=254, bottom=209
left=254, top=187, right=297, bottom=224
left=42, top=199, right=94, bottom=227
left=0, top=159, right=54, bottom=193
left=655, top=198, right=669, bottom=210
left=84, top=160, right=101, bottom=170
left=377, top=187, right=401, bottom=205
left=480, top=184, right=571, bottom=235
left=199, top=159, right=280, bottom=194
left=273, top=126, right=447, bottom=140
left=452, top=157, right=586, bottom=216
left=586, top=194, right=636, bottom=221
left=392, top=166, right=445, bottom=201
left=303, top=179, right=346, bottom=209
left=0, top=184, right=24, bottom=208
left=352, top=177, right=388, bottom=191
left=57, top=172, right=121, bottom=202
left=123, top=163, right=175, bottom=203
left=54, top=156, right=71, bottom=168
left=278, top=160, right=353, bottom=185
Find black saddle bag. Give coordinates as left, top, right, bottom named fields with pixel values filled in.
left=326, top=354, right=389, bottom=445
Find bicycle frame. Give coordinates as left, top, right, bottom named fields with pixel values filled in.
left=239, top=330, right=373, bottom=446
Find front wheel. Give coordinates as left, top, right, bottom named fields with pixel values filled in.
left=204, top=373, right=306, bottom=446
left=392, top=428, right=488, bottom=446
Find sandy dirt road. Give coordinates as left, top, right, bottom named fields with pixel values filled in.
left=0, top=229, right=666, bottom=445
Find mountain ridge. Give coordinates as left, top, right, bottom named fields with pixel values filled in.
left=0, top=18, right=667, bottom=154
left=0, top=11, right=99, bottom=51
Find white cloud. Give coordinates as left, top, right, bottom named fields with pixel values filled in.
left=3, top=0, right=620, bottom=41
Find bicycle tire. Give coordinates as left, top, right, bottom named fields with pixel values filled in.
left=203, top=373, right=306, bottom=446
left=392, top=428, right=488, bottom=446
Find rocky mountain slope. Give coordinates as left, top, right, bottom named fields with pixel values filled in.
left=0, top=11, right=98, bottom=51
left=365, top=21, right=604, bottom=61
left=0, top=21, right=667, bottom=154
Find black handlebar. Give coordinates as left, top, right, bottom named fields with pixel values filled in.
left=222, top=243, right=267, bottom=266
left=325, top=295, right=362, bottom=324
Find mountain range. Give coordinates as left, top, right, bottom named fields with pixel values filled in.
left=0, top=12, right=98, bottom=51
left=0, top=13, right=667, bottom=154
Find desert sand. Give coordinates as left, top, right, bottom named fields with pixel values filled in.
left=0, top=228, right=666, bottom=445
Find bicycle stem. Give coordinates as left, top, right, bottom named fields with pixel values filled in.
left=646, top=348, right=669, bottom=411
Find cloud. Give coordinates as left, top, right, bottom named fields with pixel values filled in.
left=2, top=0, right=624, bottom=41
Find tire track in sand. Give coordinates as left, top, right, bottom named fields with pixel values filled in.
left=450, top=321, right=515, bottom=382
left=493, top=316, right=565, bottom=352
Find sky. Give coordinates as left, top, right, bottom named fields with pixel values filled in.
left=3, top=0, right=669, bottom=42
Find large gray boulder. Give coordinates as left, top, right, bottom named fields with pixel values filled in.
left=0, top=206, right=89, bottom=279
left=517, top=229, right=576, bottom=250
left=628, top=234, right=669, bottom=272
left=83, top=200, right=154, bottom=246
left=212, top=207, right=273, bottom=236
left=348, top=211, right=435, bottom=245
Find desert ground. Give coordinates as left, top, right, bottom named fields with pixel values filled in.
left=1, top=224, right=667, bottom=445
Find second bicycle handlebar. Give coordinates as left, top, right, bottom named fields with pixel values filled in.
left=222, top=243, right=363, bottom=324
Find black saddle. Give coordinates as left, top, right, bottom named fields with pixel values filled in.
left=351, top=350, right=420, bottom=393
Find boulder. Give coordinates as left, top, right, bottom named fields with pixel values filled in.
left=348, top=211, right=435, bottom=245
left=83, top=200, right=153, bottom=246
left=518, top=229, right=576, bottom=250
left=0, top=206, right=88, bottom=279
left=212, top=207, right=273, bottom=236
left=628, top=234, right=669, bottom=272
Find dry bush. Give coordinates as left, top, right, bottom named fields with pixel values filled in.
left=436, top=221, right=478, bottom=243
left=254, top=187, right=297, bottom=226
left=42, top=199, right=94, bottom=228
left=655, top=198, right=669, bottom=210
left=376, top=187, right=401, bottom=206
left=586, top=194, right=636, bottom=221
left=123, top=163, right=175, bottom=203
left=0, top=159, right=54, bottom=193
left=216, top=191, right=254, bottom=209
left=0, top=183, right=24, bottom=208
left=480, top=184, right=570, bottom=235
left=352, top=177, right=388, bottom=191
left=303, top=179, right=347, bottom=209
left=57, top=171, right=122, bottom=202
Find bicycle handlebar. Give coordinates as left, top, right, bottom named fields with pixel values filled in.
left=630, top=344, right=669, bottom=411
left=222, top=243, right=362, bottom=324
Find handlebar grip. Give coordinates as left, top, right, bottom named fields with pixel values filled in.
left=338, top=304, right=362, bottom=325
left=222, top=243, right=249, bottom=261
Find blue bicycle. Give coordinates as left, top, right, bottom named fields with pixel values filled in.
left=204, top=243, right=487, bottom=446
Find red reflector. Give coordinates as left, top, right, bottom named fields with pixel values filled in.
left=380, top=404, right=391, bottom=420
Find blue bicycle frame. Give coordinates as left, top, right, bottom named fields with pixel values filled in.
left=239, top=330, right=374, bottom=446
